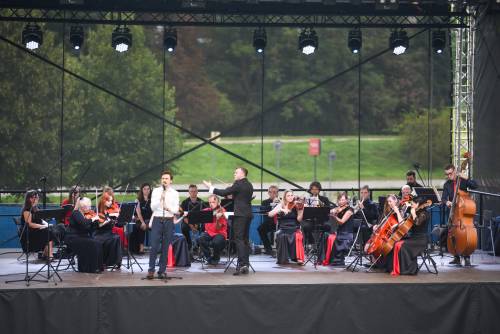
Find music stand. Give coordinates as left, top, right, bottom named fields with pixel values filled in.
left=412, top=187, right=441, bottom=204
left=119, top=202, right=143, bottom=273
left=303, top=207, right=331, bottom=269
left=30, top=208, right=65, bottom=284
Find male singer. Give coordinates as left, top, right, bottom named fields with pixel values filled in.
left=204, top=167, right=254, bottom=275
left=146, top=170, right=179, bottom=279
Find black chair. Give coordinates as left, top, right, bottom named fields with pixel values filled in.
left=475, top=210, right=496, bottom=260
left=418, top=246, right=438, bottom=274
left=55, top=243, right=78, bottom=272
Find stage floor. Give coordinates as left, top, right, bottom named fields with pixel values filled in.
left=1, top=249, right=499, bottom=289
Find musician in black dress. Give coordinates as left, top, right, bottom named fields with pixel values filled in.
left=19, top=190, right=57, bottom=259
left=354, top=185, right=379, bottom=244
left=130, top=183, right=152, bottom=254
left=204, top=167, right=254, bottom=275
left=94, top=193, right=122, bottom=269
left=385, top=197, right=430, bottom=275
left=258, top=185, right=280, bottom=255
left=268, top=190, right=305, bottom=265
left=65, top=197, right=103, bottom=273
left=441, top=164, right=478, bottom=266
left=180, top=184, right=206, bottom=252
left=301, top=181, right=333, bottom=245
left=320, top=192, right=354, bottom=266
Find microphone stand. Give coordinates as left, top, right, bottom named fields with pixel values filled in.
left=124, top=201, right=143, bottom=273
left=413, top=164, right=427, bottom=187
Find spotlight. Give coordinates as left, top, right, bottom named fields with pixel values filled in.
left=112, top=26, right=132, bottom=53
left=299, top=28, right=318, bottom=55
left=389, top=30, right=409, bottom=55
left=164, top=27, right=177, bottom=53
left=22, top=23, right=43, bottom=50
left=253, top=27, right=267, bottom=53
left=69, top=26, right=84, bottom=50
left=432, top=30, right=446, bottom=54
left=348, top=29, right=362, bottom=54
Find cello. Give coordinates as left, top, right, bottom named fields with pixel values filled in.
left=447, top=152, right=477, bottom=257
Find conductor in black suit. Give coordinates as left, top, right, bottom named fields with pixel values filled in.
left=204, top=167, right=254, bottom=275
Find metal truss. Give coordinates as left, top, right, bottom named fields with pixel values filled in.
left=452, top=14, right=475, bottom=173
left=0, top=7, right=467, bottom=28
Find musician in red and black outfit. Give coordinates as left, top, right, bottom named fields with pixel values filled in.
left=385, top=196, right=430, bottom=276
left=94, top=193, right=122, bottom=269
left=199, top=194, right=228, bottom=265
left=320, top=192, right=354, bottom=266
left=61, top=186, right=80, bottom=226
left=268, top=190, right=305, bottom=265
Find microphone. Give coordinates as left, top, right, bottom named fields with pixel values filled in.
left=413, top=162, right=421, bottom=170
left=162, top=184, right=166, bottom=191
left=39, top=176, right=47, bottom=182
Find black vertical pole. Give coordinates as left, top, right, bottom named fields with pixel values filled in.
left=260, top=52, right=265, bottom=201
left=60, top=23, right=66, bottom=203
left=162, top=35, right=166, bottom=168
left=428, top=30, right=433, bottom=185
left=357, top=50, right=361, bottom=194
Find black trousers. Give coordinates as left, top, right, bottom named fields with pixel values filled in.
left=181, top=222, right=192, bottom=249
left=258, top=220, right=275, bottom=252
left=199, top=232, right=226, bottom=260
left=232, top=216, right=252, bottom=266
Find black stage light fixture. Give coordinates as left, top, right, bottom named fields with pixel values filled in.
left=348, top=29, right=362, bottom=54
left=389, top=30, right=409, bottom=55
left=112, top=26, right=132, bottom=53
left=298, top=27, right=318, bottom=55
left=164, top=27, right=178, bottom=53
left=432, top=30, right=446, bottom=54
left=69, top=25, right=84, bottom=50
left=253, top=27, right=267, bottom=53
left=22, top=23, right=43, bottom=50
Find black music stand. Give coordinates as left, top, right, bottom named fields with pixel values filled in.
left=303, top=207, right=331, bottom=269
left=119, top=203, right=143, bottom=273
left=412, top=187, right=440, bottom=204
left=30, top=208, right=65, bottom=284
left=187, top=211, right=214, bottom=268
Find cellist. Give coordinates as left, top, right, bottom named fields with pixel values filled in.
left=441, top=163, right=478, bottom=266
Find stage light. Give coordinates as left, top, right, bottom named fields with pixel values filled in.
left=22, top=23, right=43, bottom=50
left=432, top=30, right=446, bottom=54
left=164, top=27, right=178, bottom=53
left=348, top=29, right=362, bottom=54
left=298, top=28, right=318, bottom=55
left=253, top=27, right=267, bottom=53
left=389, top=30, right=409, bottom=55
left=69, top=26, right=84, bottom=50
left=112, top=26, right=132, bottom=53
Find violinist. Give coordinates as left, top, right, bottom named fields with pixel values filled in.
left=268, top=190, right=305, bottom=265
left=65, top=197, right=104, bottom=273
left=19, top=190, right=57, bottom=261
left=441, top=164, right=478, bottom=266
left=180, top=184, right=206, bottom=252
left=199, top=195, right=228, bottom=265
left=258, top=185, right=280, bottom=256
left=384, top=196, right=431, bottom=275
left=320, top=192, right=354, bottom=266
left=102, top=186, right=127, bottom=248
left=94, top=194, right=122, bottom=269
left=400, top=185, right=412, bottom=203
left=130, top=183, right=152, bottom=254
left=302, top=181, right=332, bottom=245
left=61, top=186, right=80, bottom=226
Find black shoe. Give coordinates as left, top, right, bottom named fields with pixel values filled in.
left=464, top=257, right=472, bottom=267
left=157, top=272, right=167, bottom=279
left=240, top=265, right=249, bottom=274
left=264, top=249, right=273, bottom=256
left=449, top=256, right=461, bottom=265
left=145, top=271, right=154, bottom=280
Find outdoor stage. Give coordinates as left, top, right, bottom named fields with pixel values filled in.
left=1, top=251, right=499, bottom=334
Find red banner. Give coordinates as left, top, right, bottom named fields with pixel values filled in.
left=308, top=138, right=321, bottom=156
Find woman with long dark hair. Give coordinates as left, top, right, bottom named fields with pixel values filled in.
left=130, top=183, right=152, bottom=254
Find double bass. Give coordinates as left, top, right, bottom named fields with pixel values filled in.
left=447, top=153, right=477, bottom=257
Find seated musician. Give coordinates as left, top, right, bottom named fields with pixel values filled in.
left=400, top=185, right=412, bottom=202
left=180, top=184, right=205, bottom=252
left=301, top=181, right=333, bottom=245
left=384, top=196, right=431, bottom=276
left=354, top=185, right=379, bottom=244
left=94, top=194, right=122, bottom=269
left=19, top=190, right=57, bottom=260
left=61, top=186, right=80, bottom=226
left=198, top=194, right=228, bottom=265
left=65, top=197, right=103, bottom=273
left=268, top=190, right=305, bottom=265
left=441, top=163, right=478, bottom=267
left=258, top=185, right=280, bottom=256
left=103, top=186, right=127, bottom=247
left=320, top=192, right=354, bottom=266
left=130, top=183, right=152, bottom=254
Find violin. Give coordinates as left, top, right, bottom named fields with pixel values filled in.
left=287, top=197, right=305, bottom=210
left=84, top=209, right=97, bottom=220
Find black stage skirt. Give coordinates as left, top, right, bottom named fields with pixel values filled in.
left=276, top=221, right=304, bottom=264
left=385, top=233, right=427, bottom=275
left=318, top=231, right=353, bottom=265
left=167, top=233, right=191, bottom=267
left=20, top=227, right=57, bottom=253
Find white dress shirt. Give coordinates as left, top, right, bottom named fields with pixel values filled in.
left=150, top=186, right=179, bottom=220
